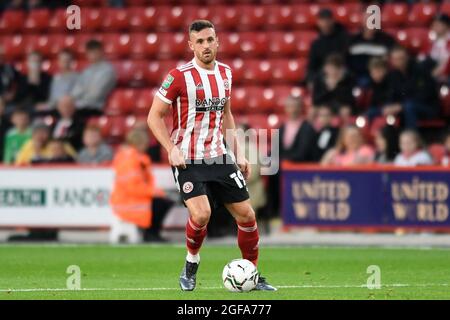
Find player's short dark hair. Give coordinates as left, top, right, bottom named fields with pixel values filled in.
left=85, top=39, right=103, bottom=51
left=189, top=20, right=215, bottom=34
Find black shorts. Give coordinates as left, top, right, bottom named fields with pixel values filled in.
left=171, top=154, right=250, bottom=208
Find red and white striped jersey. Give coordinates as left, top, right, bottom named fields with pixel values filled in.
left=155, top=58, right=232, bottom=160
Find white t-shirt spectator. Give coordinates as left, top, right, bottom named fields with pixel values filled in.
left=394, top=150, right=434, bottom=167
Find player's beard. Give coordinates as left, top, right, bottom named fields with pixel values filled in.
left=198, top=49, right=216, bottom=65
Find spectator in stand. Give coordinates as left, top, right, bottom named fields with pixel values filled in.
left=348, top=11, right=396, bottom=86
left=394, top=130, right=433, bottom=166
left=365, top=57, right=395, bottom=122
left=312, top=104, right=338, bottom=161
left=385, top=46, right=440, bottom=129
left=321, top=125, right=375, bottom=166
left=0, top=45, right=22, bottom=114
left=374, top=125, right=400, bottom=164
left=18, top=51, right=52, bottom=113
left=427, top=13, right=450, bottom=83
left=31, top=138, right=75, bottom=164
left=3, top=108, right=31, bottom=164
left=52, top=96, right=84, bottom=150
left=77, top=125, right=113, bottom=164
left=35, top=49, right=78, bottom=114
left=70, top=39, right=116, bottom=118
left=15, top=121, right=76, bottom=165
left=312, top=54, right=355, bottom=119
left=442, top=130, right=450, bottom=166
left=0, top=98, right=12, bottom=161
left=306, top=8, right=350, bottom=85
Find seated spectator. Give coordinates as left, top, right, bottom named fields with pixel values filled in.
left=312, top=54, right=355, bottom=119
left=306, top=8, right=350, bottom=85
left=385, top=46, right=440, bottom=128
left=0, top=97, right=12, bottom=161
left=3, top=108, right=31, bottom=164
left=31, top=138, right=76, bottom=164
left=77, top=125, right=113, bottom=164
left=442, top=130, right=450, bottom=166
left=35, top=49, right=78, bottom=113
left=110, top=128, right=167, bottom=243
left=348, top=11, right=396, bottom=86
left=394, top=130, right=433, bottom=166
left=15, top=121, right=76, bottom=165
left=279, top=95, right=317, bottom=162
left=70, top=39, right=117, bottom=118
left=321, top=125, right=375, bottom=166
left=365, top=57, right=395, bottom=122
left=313, top=104, right=338, bottom=161
left=0, top=44, right=22, bottom=114
left=52, top=95, right=84, bottom=150
left=374, top=125, right=400, bottom=164
left=17, top=51, right=52, bottom=113
left=426, top=14, right=450, bottom=83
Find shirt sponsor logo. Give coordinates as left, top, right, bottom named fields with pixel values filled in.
left=195, top=97, right=227, bottom=112
left=196, top=83, right=204, bottom=90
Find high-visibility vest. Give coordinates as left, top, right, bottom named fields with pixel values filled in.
left=110, top=146, right=156, bottom=228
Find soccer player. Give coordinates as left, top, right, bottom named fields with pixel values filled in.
left=147, top=20, right=276, bottom=292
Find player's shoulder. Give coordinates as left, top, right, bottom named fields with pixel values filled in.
left=175, top=61, right=195, bottom=73
left=216, top=60, right=232, bottom=72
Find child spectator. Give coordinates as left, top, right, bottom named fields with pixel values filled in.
left=3, top=108, right=31, bottom=164
left=31, top=139, right=75, bottom=164
left=77, top=125, right=113, bottom=164
left=394, top=130, right=433, bottom=166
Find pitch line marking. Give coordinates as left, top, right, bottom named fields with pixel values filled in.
left=1, top=283, right=448, bottom=293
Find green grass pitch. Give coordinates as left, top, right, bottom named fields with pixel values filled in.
left=0, top=245, right=449, bottom=300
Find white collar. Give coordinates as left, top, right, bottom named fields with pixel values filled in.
left=192, top=58, right=217, bottom=75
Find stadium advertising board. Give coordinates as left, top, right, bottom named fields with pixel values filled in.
left=282, top=165, right=450, bottom=229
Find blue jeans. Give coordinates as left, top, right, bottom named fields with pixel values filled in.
left=402, top=100, right=439, bottom=129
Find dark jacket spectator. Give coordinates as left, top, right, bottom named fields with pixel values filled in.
left=313, top=105, right=338, bottom=161
left=312, top=54, right=355, bottom=115
left=52, top=96, right=85, bottom=150
left=0, top=45, right=22, bottom=112
left=306, top=9, right=350, bottom=83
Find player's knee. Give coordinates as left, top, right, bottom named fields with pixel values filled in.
left=236, top=206, right=256, bottom=223
left=191, top=208, right=211, bottom=226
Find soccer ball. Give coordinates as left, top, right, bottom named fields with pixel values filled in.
left=222, top=259, right=259, bottom=292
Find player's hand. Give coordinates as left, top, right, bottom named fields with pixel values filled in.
left=168, top=145, right=186, bottom=169
left=237, top=157, right=251, bottom=180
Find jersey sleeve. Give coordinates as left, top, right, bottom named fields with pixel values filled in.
left=155, top=69, right=182, bottom=105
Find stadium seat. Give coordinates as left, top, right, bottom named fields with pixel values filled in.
left=259, top=87, right=277, bottom=113
left=268, top=32, right=296, bottom=57
left=291, top=4, right=315, bottom=30
left=293, top=31, right=317, bottom=57
left=385, top=28, right=409, bottom=49
left=440, top=85, right=450, bottom=117
left=267, top=5, right=294, bottom=30
left=72, top=0, right=104, bottom=5
left=441, top=2, right=450, bottom=16
left=49, top=9, right=68, bottom=33
left=381, top=3, right=409, bottom=28
left=136, top=89, right=157, bottom=115
left=73, top=33, right=102, bottom=58
left=237, top=5, right=267, bottom=31
left=227, top=59, right=244, bottom=85
left=238, top=32, right=268, bottom=58
left=408, top=3, right=438, bottom=27
left=3, top=35, right=27, bottom=61
left=231, top=86, right=248, bottom=113
left=145, top=61, right=175, bottom=86
left=105, top=89, right=139, bottom=116
left=428, top=144, right=446, bottom=165
left=25, top=35, right=52, bottom=58
left=24, top=9, right=51, bottom=33
left=80, top=8, right=103, bottom=31
left=128, top=7, right=158, bottom=31
left=113, top=60, right=148, bottom=87
left=219, top=33, right=241, bottom=58
left=157, top=6, right=186, bottom=31
left=129, top=33, right=160, bottom=59
left=242, top=60, right=272, bottom=85
left=406, top=28, right=431, bottom=54
left=209, top=6, right=239, bottom=32
left=272, top=85, right=308, bottom=111
left=102, top=8, right=130, bottom=31
left=102, top=34, right=131, bottom=59
left=334, top=3, right=363, bottom=29
left=0, top=10, right=26, bottom=34
left=158, top=33, right=188, bottom=59
left=272, top=59, right=306, bottom=84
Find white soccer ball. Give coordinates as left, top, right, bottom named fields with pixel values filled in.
left=222, top=259, right=259, bottom=292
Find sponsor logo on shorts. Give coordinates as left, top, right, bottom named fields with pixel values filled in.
left=183, top=182, right=194, bottom=194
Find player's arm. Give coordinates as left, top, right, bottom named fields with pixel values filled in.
left=222, top=99, right=251, bottom=179
left=147, top=96, right=186, bottom=169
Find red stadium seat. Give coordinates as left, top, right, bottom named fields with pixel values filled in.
left=385, top=28, right=409, bottom=48
left=209, top=6, right=239, bottom=32
left=231, top=86, right=248, bottom=113
left=102, top=8, right=130, bottom=31
left=42, top=59, right=58, bottom=75
left=0, top=10, right=26, bottom=34
left=406, top=28, right=431, bottom=54
left=128, top=7, right=158, bottom=31
left=136, top=88, right=157, bottom=115
left=291, top=4, right=315, bottom=30
left=219, top=33, right=241, bottom=58
left=3, top=35, right=26, bottom=61
left=408, top=3, right=438, bottom=27
left=102, top=34, right=131, bottom=59
left=49, top=9, right=68, bottom=33
left=272, top=59, right=306, bottom=84
left=24, top=9, right=50, bottom=33
left=157, top=6, right=186, bottom=31
left=73, top=33, right=102, bottom=58
left=441, top=2, right=450, bottom=16
left=228, top=59, right=245, bottom=85
left=440, top=85, right=450, bottom=117
left=80, top=8, right=103, bottom=31
left=293, top=31, right=317, bottom=57
left=267, top=5, right=294, bottom=30
left=145, top=61, right=175, bottom=86
left=334, top=3, right=363, bottom=29
left=268, top=32, right=297, bottom=57
left=242, top=60, right=272, bottom=85
left=25, top=35, right=52, bottom=58
left=260, top=87, right=277, bottom=113
left=381, top=3, right=408, bottom=28
left=237, top=5, right=267, bottom=31
left=158, top=33, right=188, bottom=59
left=72, top=0, right=104, bottom=5
left=238, top=32, right=268, bottom=58
left=428, top=144, right=446, bottom=165
left=129, top=33, right=160, bottom=59
left=105, top=89, right=139, bottom=116
left=113, top=60, right=148, bottom=87
left=272, top=86, right=308, bottom=111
